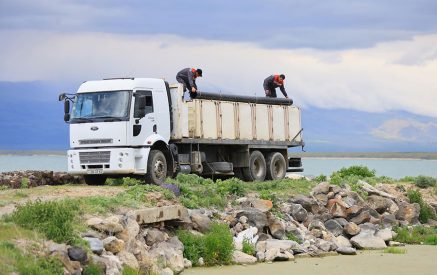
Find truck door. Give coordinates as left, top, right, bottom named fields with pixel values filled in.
left=129, top=90, right=155, bottom=146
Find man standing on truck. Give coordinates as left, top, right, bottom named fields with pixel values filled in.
left=263, top=74, right=289, bottom=98
left=176, top=68, right=203, bottom=99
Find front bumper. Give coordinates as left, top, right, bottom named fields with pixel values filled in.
left=67, top=147, right=150, bottom=175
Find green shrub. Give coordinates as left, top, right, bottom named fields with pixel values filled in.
left=216, top=178, right=246, bottom=197
left=314, top=174, right=327, bottom=182
left=407, top=189, right=437, bottom=223
left=383, top=247, right=407, bottom=254
left=242, top=239, right=255, bottom=256
left=203, top=223, right=234, bottom=266
left=176, top=230, right=205, bottom=265
left=394, top=226, right=437, bottom=244
left=414, top=176, right=436, bottom=188
left=177, top=222, right=234, bottom=266
left=20, top=178, right=29, bottom=188
left=9, top=200, right=79, bottom=244
left=286, top=232, right=302, bottom=244
left=122, top=266, right=141, bottom=275
left=331, top=165, right=376, bottom=179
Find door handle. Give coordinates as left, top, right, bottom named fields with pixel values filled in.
left=153, top=124, right=157, bottom=133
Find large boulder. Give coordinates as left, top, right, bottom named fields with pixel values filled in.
left=344, top=222, right=361, bottom=236
left=67, top=247, right=87, bottom=264
left=375, top=228, right=395, bottom=242
left=312, top=182, right=331, bottom=195
left=336, top=247, right=357, bottom=255
left=83, top=237, right=104, bottom=255
left=396, top=202, right=420, bottom=224
left=290, top=204, right=308, bottom=222
left=326, top=198, right=348, bottom=218
left=324, top=219, right=343, bottom=236
left=118, top=251, right=139, bottom=270
left=103, top=236, right=125, bottom=254
left=349, top=210, right=371, bottom=225
left=350, top=231, right=386, bottom=249
left=366, top=195, right=391, bottom=214
left=236, top=209, right=268, bottom=231
left=144, top=228, right=169, bottom=246
left=149, top=241, right=184, bottom=274
left=190, top=212, right=211, bottom=233
left=335, top=235, right=352, bottom=248
left=290, top=195, right=318, bottom=213
left=87, top=216, right=124, bottom=234
left=234, top=227, right=258, bottom=250
left=232, top=251, right=257, bottom=264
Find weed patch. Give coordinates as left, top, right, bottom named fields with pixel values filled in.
left=414, top=176, right=436, bottom=188
left=407, top=190, right=437, bottom=223
left=242, top=239, right=255, bottom=256
left=384, top=247, right=407, bottom=254
left=394, top=226, right=437, bottom=244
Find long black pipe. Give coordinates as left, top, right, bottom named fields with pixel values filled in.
left=195, top=91, right=293, bottom=106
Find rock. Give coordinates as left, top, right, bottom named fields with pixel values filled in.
left=103, top=236, right=125, bottom=254
left=308, top=220, right=326, bottom=231
left=396, top=202, right=420, bottom=224
left=366, top=195, right=391, bottom=214
left=257, top=233, right=272, bottom=242
left=388, top=241, right=405, bottom=247
left=314, top=193, right=328, bottom=206
left=357, top=180, right=396, bottom=199
left=334, top=218, right=349, bottom=227
left=46, top=241, right=68, bottom=255
left=54, top=251, right=82, bottom=275
left=324, top=219, right=343, bottom=236
left=101, top=254, right=123, bottom=275
left=286, top=173, right=305, bottom=180
left=359, top=222, right=377, bottom=233
left=350, top=231, right=387, bottom=249
left=145, top=228, right=169, bottom=246
left=168, top=236, right=184, bottom=252
left=83, top=237, right=104, bottom=255
left=198, top=257, right=204, bottom=266
left=316, top=239, right=334, bottom=252
left=264, top=248, right=292, bottom=261
left=249, top=198, right=273, bottom=212
left=232, top=250, right=257, bottom=264
left=387, top=200, right=400, bottom=214
left=117, top=217, right=140, bottom=243
left=118, top=251, right=139, bottom=269
left=269, top=219, right=285, bottom=239
left=336, top=247, right=357, bottom=255
left=381, top=213, right=398, bottom=227
left=290, top=195, right=317, bottom=213
left=87, top=216, right=124, bottom=233
left=190, top=212, right=211, bottom=233
left=326, top=198, right=348, bottom=218
left=310, top=229, right=323, bottom=238
left=183, top=258, right=192, bottom=268
left=290, top=204, right=308, bottom=222
left=375, top=228, right=394, bottom=242
left=264, top=239, right=300, bottom=252
left=234, top=227, right=258, bottom=250
left=150, top=241, right=184, bottom=273
left=256, top=251, right=266, bottom=261
left=349, top=210, right=371, bottom=225
left=239, top=216, right=248, bottom=224
left=233, top=222, right=244, bottom=234
left=161, top=268, right=174, bottom=275
left=344, top=222, right=361, bottom=236
left=236, top=209, right=268, bottom=231
left=335, top=235, right=352, bottom=247
left=312, top=182, right=331, bottom=195
left=67, top=246, right=88, bottom=264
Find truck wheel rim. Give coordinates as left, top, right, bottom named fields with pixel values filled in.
left=253, top=159, right=262, bottom=177
left=273, top=159, right=285, bottom=177
left=154, top=159, right=165, bottom=179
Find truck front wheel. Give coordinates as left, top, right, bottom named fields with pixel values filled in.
left=83, top=175, right=107, bottom=185
left=145, top=150, right=167, bottom=185
left=266, top=152, right=287, bottom=180
left=242, top=150, right=266, bottom=181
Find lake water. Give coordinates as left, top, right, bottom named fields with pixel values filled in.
left=0, top=155, right=436, bottom=179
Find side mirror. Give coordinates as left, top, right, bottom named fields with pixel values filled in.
left=137, top=95, right=147, bottom=118
left=58, top=93, right=66, bottom=101
left=63, top=100, right=70, bottom=122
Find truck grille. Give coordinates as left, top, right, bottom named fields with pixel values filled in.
left=79, top=151, right=111, bottom=164
left=79, top=139, right=113, bottom=145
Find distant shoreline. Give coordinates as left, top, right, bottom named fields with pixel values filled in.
left=1, top=150, right=436, bottom=160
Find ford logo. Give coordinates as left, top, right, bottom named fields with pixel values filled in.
left=90, top=126, right=99, bottom=131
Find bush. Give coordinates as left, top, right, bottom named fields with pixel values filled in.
left=331, top=165, right=376, bottom=179
left=9, top=200, right=79, bottom=244
left=203, top=223, right=234, bottom=266
left=383, top=247, right=407, bottom=254
left=176, top=230, right=205, bottom=265
left=414, top=176, right=436, bottom=188
left=83, top=263, right=104, bottom=275
left=314, top=174, right=327, bottom=182
left=407, top=189, right=437, bottom=223
left=177, top=222, right=234, bottom=266
left=242, top=239, right=255, bottom=256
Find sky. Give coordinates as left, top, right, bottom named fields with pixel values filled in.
left=0, top=0, right=436, bottom=152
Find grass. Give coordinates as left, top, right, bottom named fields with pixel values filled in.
left=394, top=226, right=437, bottom=245
left=242, top=239, right=256, bottom=256
left=384, top=247, right=407, bottom=254
left=177, top=222, right=234, bottom=266
left=286, top=232, right=302, bottom=244
left=0, top=241, right=64, bottom=275
left=413, top=176, right=436, bottom=188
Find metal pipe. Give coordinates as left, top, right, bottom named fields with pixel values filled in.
left=195, top=91, right=293, bottom=106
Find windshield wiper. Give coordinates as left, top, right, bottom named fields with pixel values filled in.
left=94, top=116, right=123, bottom=122
left=72, top=117, right=94, bottom=123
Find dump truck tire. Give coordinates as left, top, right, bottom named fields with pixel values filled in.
left=145, top=150, right=167, bottom=185
left=266, top=152, right=287, bottom=180
left=242, top=150, right=266, bottom=181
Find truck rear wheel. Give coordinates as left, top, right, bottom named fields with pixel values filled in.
left=266, top=152, right=287, bottom=180
left=83, top=175, right=107, bottom=186
left=145, top=150, right=167, bottom=185
left=242, top=150, right=266, bottom=181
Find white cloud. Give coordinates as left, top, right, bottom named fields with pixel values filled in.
left=371, top=119, right=437, bottom=141
left=0, top=30, right=437, bottom=118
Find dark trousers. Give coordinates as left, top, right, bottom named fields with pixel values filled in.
left=176, top=77, right=198, bottom=99
left=265, top=86, right=277, bottom=98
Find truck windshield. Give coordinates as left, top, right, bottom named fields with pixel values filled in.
left=71, top=91, right=130, bottom=122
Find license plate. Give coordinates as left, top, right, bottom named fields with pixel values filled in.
left=87, top=169, right=103, bottom=174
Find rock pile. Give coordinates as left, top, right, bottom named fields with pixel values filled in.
left=0, top=171, right=83, bottom=188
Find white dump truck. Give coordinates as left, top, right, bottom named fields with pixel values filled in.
left=59, top=78, right=304, bottom=185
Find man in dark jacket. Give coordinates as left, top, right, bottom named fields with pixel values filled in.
left=263, top=74, right=288, bottom=98
left=176, top=68, right=202, bottom=99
